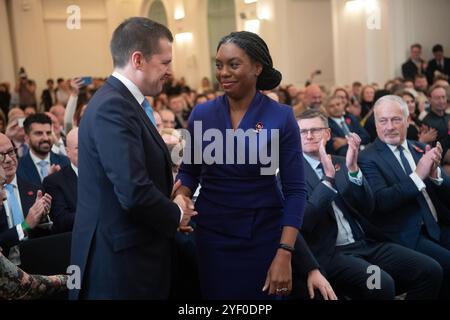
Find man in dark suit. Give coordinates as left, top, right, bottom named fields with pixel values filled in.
left=43, top=128, right=78, bottom=234
left=0, top=133, right=52, bottom=264
left=17, top=113, right=70, bottom=186
left=359, top=95, right=450, bottom=299
left=40, top=79, right=56, bottom=111
left=297, top=109, right=442, bottom=300
left=426, top=44, right=450, bottom=84
left=70, top=17, right=196, bottom=300
left=402, top=43, right=427, bottom=81
left=324, top=96, right=370, bottom=156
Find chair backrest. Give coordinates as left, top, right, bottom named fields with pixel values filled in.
left=19, top=232, right=72, bottom=276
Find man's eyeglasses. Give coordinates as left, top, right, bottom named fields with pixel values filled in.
left=0, top=148, right=17, bottom=163
left=299, top=127, right=328, bottom=137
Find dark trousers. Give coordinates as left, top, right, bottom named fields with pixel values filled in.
left=416, top=226, right=450, bottom=299
left=325, top=240, right=442, bottom=300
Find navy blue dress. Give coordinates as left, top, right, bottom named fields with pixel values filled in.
left=177, top=92, right=306, bottom=299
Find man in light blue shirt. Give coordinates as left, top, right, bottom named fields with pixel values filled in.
left=296, top=109, right=442, bottom=300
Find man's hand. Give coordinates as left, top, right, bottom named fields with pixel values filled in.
left=49, top=164, right=61, bottom=176
left=25, top=191, right=52, bottom=229
left=415, top=144, right=441, bottom=180
left=428, top=142, right=443, bottom=179
left=173, top=194, right=197, bottom=228
left=345, top=133, right=361, bottom=173
left=319, top=139, right=335, bottom=178
left=307, top=269, right=338, bottom=300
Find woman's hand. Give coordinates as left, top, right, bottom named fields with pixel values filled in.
left=262, top=249, right=292, bottom=296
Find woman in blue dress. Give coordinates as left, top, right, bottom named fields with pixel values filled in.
left=176, top=31, right=318, bottom=299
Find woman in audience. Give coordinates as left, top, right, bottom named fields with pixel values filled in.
left=359, top=85, right=376, bottom=121
left=399, top=90, right=437, bottom=143
left=176, top=31, right=336, bottom=300
left=0, top=166, right=67, bottom=300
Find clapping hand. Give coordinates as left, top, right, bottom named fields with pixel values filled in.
left=319, top=139, right=335, bottom=178
left=345, top=133, right=361, bottom=173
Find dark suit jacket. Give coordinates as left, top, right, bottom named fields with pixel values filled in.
left=43, top=165, right=77, bottom=234
left=358, top=139, right=450, bottom=249
left=70, top=76, right=181, bottom=299
left=41, top=88, right=55, bottom=111
left=0, top=177, right=40, bottom=251
left=301, top=156, right=385, bottom=269
left=327, top=114, right=371, bottom=156
left=426, top=57, right=450, bottom=84
left=17, top=152, right=70, bottom=186
left=402, top=59, right=426, bottom=81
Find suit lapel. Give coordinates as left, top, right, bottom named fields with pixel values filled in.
left=17, top=178, right=37, bottom=218
left=106, top=76, right=174, bottom=192
left=106, top=77, right=172, bottom=166
left=407, top=141, right=424, bottom=165
left=63, top=166, right=78, bottom=197
left=23, top=154, right=41, bottom=186
left=304, top=160, right=321, bottom=190
left=374, top=139, right=408, bottom=181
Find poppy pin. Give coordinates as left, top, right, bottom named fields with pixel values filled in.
left=413, top=145, right=424, bottom=153
left=27, top=191, right=34, bottom=196
left=254, top=122, right=264, bottom=133
left=334, top=163, right=341, bottom=172
left=345, top=118, right=351, bottom=125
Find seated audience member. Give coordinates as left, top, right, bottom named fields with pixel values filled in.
left=359, top=95, right=450, bottom=299
left=17, top=114, right=70, bottom=186
left=422, top=85, right=450, bottom=158
left=0, top=164, right=66, bottom=300
left=0, top=133, right=52, bottom=264
left=43, top=128, right=78, bottom=234
left=23, top=106, right=36, bottom=117
left=49, top=105, right=66, bottom=134
left=294, top=84, right=324, bottom=117
left=46, top=112, right=66, bottom=157
left=153, top=111, right=163, bottom=132
left=5, top=108, right=28, bottom=158
left=324, top=96, right=370, bottom=156
left=168, top=95, right=188, bottom=129
left=427, top=44, right=450, bottom=85
left=402, top=43, right=427, bottom=81
left=194, top=94, right=208, bottom=106
left=159, top=109, right=176, bottom=129
left=296, top=109, right=442, bottom=300
left=399, top=90, right=437, bottom=143
left=0, top=110, right=6, bottom=134
left=359, top=85, right=376, bottom=121
left=363, top=89, right=391, bottom=142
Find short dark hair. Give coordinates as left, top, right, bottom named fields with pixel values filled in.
left=297, top=109, right=329, bottom=127
left=23, top=113, right=52, bottom=135
left=110, top=17, right=173, bottom=68
left=432, top=44, right=444, bottom=53
left=217, top=31, right=282, bottom=90
left=411, top=43, right=422, bottom=50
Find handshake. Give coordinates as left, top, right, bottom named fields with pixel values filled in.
left=171, top=180, right=197, bottom=233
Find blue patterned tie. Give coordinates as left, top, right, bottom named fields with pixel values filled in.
left=38, top=160, right=49, bottom=180
left=5, top=184, right=23, bottom=226
left=142, top=99, right=156, bottom=127
left=398, top=146, right=413, bottom=175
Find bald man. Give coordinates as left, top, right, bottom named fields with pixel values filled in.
left=0, top=133, right=52, bottom=264
left=294, top=84, right=325, bottom=117
left=43, top=128, right=78, bottom=233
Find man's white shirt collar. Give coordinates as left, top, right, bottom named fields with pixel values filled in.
left=71, top=163, right=78, bottom=176
left=29, top=151, right=51, bottom=166
left=112, top=71, right=145, bottom=106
